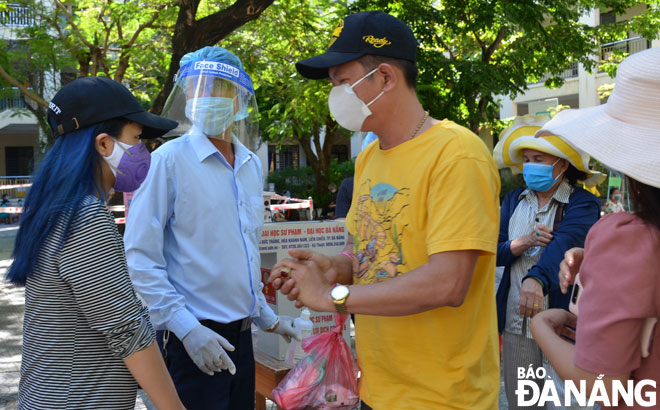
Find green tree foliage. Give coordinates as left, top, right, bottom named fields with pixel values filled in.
left=0, top=0, right=274, bottom=145
left=222, top=0, right=350, bottom=205
left=0, top=0, right=179, bottom=143
left=348, top=0, right=660, bottom=133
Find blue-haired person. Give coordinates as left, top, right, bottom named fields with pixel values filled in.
left=6, top=76, right=185, bottom=410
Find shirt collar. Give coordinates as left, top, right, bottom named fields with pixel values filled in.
left=188, top=125, right=255, bottom=165
left=189, top=126, right=218, bottom=162
left=519, top=180, right=573, bottom=205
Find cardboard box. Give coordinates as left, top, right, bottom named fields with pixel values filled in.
left=257, top=220, right=350, bottom=360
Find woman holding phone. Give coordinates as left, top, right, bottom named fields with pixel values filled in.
left=531, top=48, right=660, bottom=407
left=493, top=115, right=602, bottom=409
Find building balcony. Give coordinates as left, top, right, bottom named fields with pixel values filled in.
left=529, top=63, right=579, bottom=85
left=600, top=36, right=649, bottom=66
left=0, top=88, right=37, bottom=132
left=0, top=88, right=24, bottom=111
left=1, top=3, right=34, bottom=27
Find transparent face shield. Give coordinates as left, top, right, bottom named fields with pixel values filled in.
left=161, top=60, right=259, bottom=151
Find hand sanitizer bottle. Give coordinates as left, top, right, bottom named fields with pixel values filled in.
left=285, top=308, right=314, bottom=365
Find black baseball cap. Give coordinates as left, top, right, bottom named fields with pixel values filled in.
left=47, top=76, right=178, bottom=139
left=296, top=11, right=417, bottom=80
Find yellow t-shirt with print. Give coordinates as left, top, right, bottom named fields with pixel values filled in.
left=345, top=120, right=501, bottom=410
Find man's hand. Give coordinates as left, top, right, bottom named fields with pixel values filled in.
left=519, top=277, right=544, bottom=318
left=181, top=325, right=236, bottom=376
left=559, top=247, right=584, bottom=294
left=269, top=249, right=338, bottom=289
left=270, top=250, right=336, bottom=312
left=267, top=315, right=302, bottom=343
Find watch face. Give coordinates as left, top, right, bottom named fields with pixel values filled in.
left=331, top=285, right=349, bottom=300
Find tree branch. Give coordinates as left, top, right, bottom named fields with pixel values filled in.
left=0, top=64, right=49, bottom=108
left=54, top=0, right=95, bottom=50
left=483, top=27, right=507, bottom=63
left=19, top=94, right=51, bottom=140
left=117, top=10, right=124, bottom=40
left=472, top=30, right=486, bottom=52
left=41, top=9, right=75, bottom=55
left=195, top=0, right=275, bottom=46
left=298, top=130, right=318, bottom=170
left=123, top=2, right=170, bottom=48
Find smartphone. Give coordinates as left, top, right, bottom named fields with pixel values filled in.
left=568, top=273, right=582, bottom=316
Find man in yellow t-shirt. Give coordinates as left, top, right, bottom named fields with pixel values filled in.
left=270, top=11, right=501, bottom=409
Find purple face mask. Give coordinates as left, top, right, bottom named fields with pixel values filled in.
left=104, top=140, right=151, bottom=192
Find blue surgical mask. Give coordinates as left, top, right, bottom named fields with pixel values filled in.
left=523, top=159, right=562, bottom=192
left=185, top=96, right=235, bottom=137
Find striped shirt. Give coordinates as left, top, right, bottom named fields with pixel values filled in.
left=18, top=196, right=154, bottom=410
left=504, top=180, right=572, bottom=336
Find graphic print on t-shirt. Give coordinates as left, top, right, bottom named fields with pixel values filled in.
left=351, top=178, right=409, bottom=284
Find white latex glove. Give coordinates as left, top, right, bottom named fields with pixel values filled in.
left=268, top=315, right=302, bottom=343
left=181, top=324, right=236, bottom=376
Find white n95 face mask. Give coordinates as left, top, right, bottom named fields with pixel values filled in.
left=328, top=67, right=384, bottom=131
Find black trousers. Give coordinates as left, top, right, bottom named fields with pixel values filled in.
left=157, top=319, right=254, bottom=410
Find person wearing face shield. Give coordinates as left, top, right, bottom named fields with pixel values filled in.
left=604, top=187, right=626, bottom=214
left=5, top=77, right=183, bottom=409
left=267, top=11, right=502, bottom=410
left=123, top=46, right=299, bottom=409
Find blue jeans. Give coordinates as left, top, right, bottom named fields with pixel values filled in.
left=157, top=319, right=255, bottom=410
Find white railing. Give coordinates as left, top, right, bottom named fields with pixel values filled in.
left=531, top=63, right=579, bottom=84
left=2, top=3, right=34, bottom=26
left=0, top=88, right=24, bottom=110
left=600, top=36, right=649, bottom=65
left=0, top=176, right=31, bottom=199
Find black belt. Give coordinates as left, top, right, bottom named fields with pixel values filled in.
left=160, top=317, right=252, bottom=360
left=200, top=317, right=252, bottom=333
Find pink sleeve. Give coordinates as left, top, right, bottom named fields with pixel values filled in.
left=574, top=213, right=660, bottom=375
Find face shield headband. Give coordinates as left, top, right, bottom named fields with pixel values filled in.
left=176, top=60, right=255, bottom=95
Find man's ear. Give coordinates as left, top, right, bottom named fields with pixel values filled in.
left=376, top=63, right=398, bottom=93
left=95, top=133, right=114, bottom=157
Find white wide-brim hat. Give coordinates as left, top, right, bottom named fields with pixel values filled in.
left=537, top=47, right=660, bottom=189
left=494, top=114, right=605, bottom=187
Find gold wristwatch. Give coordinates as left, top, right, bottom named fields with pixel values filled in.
left=331, top=285, right=350, bottom=314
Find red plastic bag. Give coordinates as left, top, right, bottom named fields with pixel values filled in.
left=272, top=313, right=359, bottom=410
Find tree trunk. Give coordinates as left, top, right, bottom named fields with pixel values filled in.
left=114, top=55, right=130, bottom=82
left=150, top=0, right=275, bottom=114
left=296, top=115, right=344, bottom=212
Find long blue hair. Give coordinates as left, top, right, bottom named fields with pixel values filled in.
left=6, top=118, right=127, bottom=285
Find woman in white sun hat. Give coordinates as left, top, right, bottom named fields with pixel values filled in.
left=531, top=47, right=660, bottom=407
left=493, top=114, right=604, bottom=409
